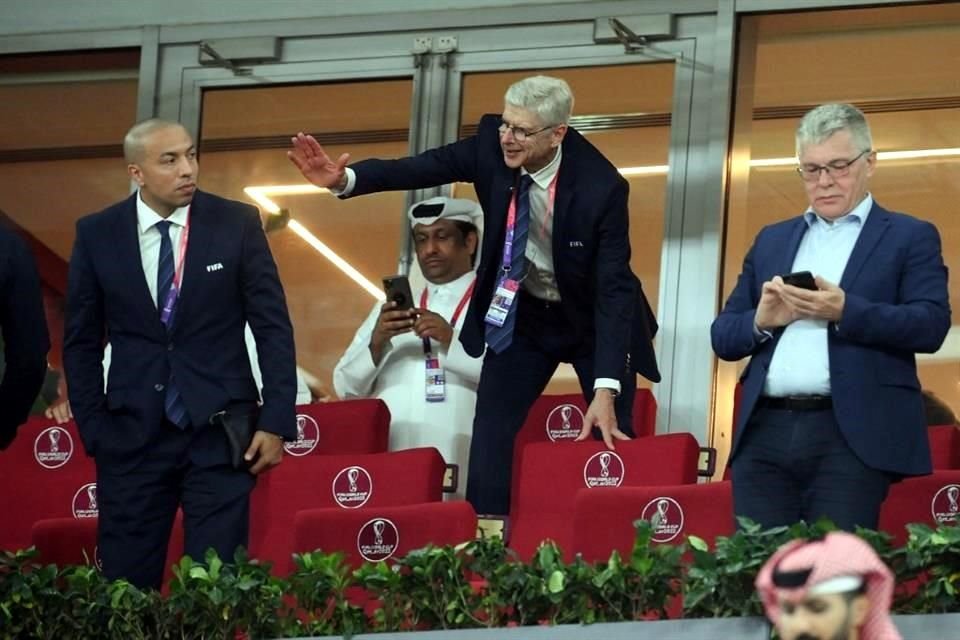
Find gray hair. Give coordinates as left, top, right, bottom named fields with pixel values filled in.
left=123, top=118, right=189, bottom=163
left=795, top=103, right=872, bottom=156
left=503, top=75, right=574, bottom=126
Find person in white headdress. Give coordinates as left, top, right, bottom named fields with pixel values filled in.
left=334, top=197, right=483, bottom=498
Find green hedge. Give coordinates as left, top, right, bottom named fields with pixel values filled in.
left=1, top=519, right=958, bottom=639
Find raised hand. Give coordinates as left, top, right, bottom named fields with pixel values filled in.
left=287, top=132, right=351, bottom=190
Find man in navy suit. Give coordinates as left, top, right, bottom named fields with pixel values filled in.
left=289, top=75, right=659, bottom=515
left=0, top=224, right=50, bottom=450
left=64, top=119, right=296, bottom=589
left=712, top=103, right=950, bottom=530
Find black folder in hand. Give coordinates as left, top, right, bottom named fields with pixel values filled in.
left=209, top=402, right=261, bottom=470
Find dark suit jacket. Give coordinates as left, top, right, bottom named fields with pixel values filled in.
left=712, top=203, right=951, bottom=476
left=0, top=225, right=50, bottom=447
left=349, top=114, right=660, bottom=383
left=63, top=191, right=297, bottom=462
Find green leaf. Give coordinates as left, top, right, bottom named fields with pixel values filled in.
left=547, top=570, right=565, bottom=593
left=687, top=535, right=709, bottom=552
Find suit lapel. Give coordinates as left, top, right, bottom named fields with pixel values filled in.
left=839, top=203, right=890, bottom=290
left=777, top=216, right=809, bottom=277
left=116, top=194, right=166, bottom=334
left=551, top=145, right=575, bottom=268
left=172, top=192, right=213, bottom=333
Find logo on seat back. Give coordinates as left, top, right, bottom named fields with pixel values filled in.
left=583, top=451, right=625, bottom=488
left=72, top=483, right=99, bottom=519
left=641, top=497, right=685, bottom=543
left=931, top=484, right=960, bottom=525
left=34, top=426, right=74, bottom=469
left=284, top=414, right=319, bottom=456
left=545, top=404, right=583, bottom=442
left=357, top=518, right=399, bottom=562
left=332, top=466, right=373, bottom=508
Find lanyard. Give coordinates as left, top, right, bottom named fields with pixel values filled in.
left=159, top=208, right=190, bottom=325
left=501, top=172, right=558, bottom=274
left=419, top=278, right=476, bottom=355
left=172, top=208, right=191, bottom=289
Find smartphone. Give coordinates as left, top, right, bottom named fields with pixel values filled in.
left=382, top=275, right=414, bottom=310
left=782, top=270, right=818, bottom=291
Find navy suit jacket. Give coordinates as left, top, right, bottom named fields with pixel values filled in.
left=349, top=114, right=660, bottom=383
left=712, top=203, right=950, bottom=477
left=0, top=224, right=50, bottom=445
left=64, top=191, right=297, bottom=463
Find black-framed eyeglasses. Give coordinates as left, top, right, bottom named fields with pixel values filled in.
left=498, top=120, right=554, bottom=142
left=796, top=149, right=871, bottom=182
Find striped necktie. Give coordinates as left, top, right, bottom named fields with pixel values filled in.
left=485, top=174, right=533, bottom=354
left=156, top=220, right=189, bottom=429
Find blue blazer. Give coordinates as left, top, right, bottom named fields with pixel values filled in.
left=348, top=114, right=660, bottom=383
left=64, top=191, right=297, bottom=463
left=712, top=203, right=950, bottom=477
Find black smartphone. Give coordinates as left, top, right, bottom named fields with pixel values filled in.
left=382, top=275, right=414, bottom=310
left=782, top=270, right=818, bottom=291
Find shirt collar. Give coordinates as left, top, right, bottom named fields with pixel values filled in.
left=804, top=192, right=873, bottom=228
left=522, top=146, right=562, bottom=189
left=136, top=190, right=190, bottom=235
left=426, top=269, right=476, bottom=299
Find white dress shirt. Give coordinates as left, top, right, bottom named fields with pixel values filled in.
left=520, top=147, right=562, bottom=302
left=333, top=271, right=482, bottom=498
left=764, top=194, right=873, bottom=396
left=136, top=193, right=189, bottom=307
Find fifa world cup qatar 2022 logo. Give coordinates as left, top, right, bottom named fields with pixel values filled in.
left=582, top=451, right=625, bottom=488
left=332, top=466, right=373, bottom=508
left=357, top=518, right=399, bottom=562
left=284, top=414, right=320, bottom=456
left=34, top=426, right=75, bottom=469
left=72, top=482, right=99, bottom=519
left=931, top=484, right=960, bottom=525
left=641, top=497, right=686, bottom=543
left=545, top=404, right=584, bottom=442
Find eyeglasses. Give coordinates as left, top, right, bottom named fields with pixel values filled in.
left=796, top=149, right=871, bottom=182
left=498, top=120, right=554, bottom=142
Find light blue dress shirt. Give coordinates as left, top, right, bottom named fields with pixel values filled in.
left=763, top=194, right=874, bottom=397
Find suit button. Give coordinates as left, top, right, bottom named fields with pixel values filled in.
left=155, top=383, right=165, bottom=392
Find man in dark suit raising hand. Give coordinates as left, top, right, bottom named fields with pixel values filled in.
left=289, top=75, right=659, bottom=516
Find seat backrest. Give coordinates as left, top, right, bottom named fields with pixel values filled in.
left=31, top=512, right=184, bottom=589
left=928, top=426, right=960, bottom=469
left=249, top=447, right=445, bottom=572
left=293, top=500, right=477, bottom=569
left=879, top=470, right=960, bottom=546
left=508, top=389, right=657, bottom=515
left=283, top=400, right=390, bottom=458
left=571, top=481, right=735, bottom=563
left=0, top=417, right=97, bottom=551
left=509, top=433, right=700, bottom=560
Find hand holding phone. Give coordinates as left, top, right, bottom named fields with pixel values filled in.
left=382, top=275, right=414, bottom=310
left=781, top=270, right=818, bottom=291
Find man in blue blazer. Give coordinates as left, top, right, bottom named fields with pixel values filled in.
left=290, top=75, right=659, bottom=515
left=712, top=103, right=950, bottom=530
left=0, top=224, right=50, bottom=450
left=64, top=119, right=297, bottom=589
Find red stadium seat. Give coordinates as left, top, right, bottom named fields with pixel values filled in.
left=928, top=426, right=960, bottom=469
left=509, top=389, right=657, bottom=515
left=30, top=512, right=185, bottom=587
left=571, top=481, right=735, bottom=563
left=508, top=433, right=700, bottom=560
left=293, top=501, right=477, bottom=569
left=249, top=447, right=446, bottom=573
left=0, top=417, right=96, bottom=552
left=283, top=400, right=390, bottom=458
left=879, top=470, right=960, bottom=546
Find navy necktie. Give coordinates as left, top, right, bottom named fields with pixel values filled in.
left=485, top=174, right=533, bottom=354
left=156, top=220, right=189, bottom=429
